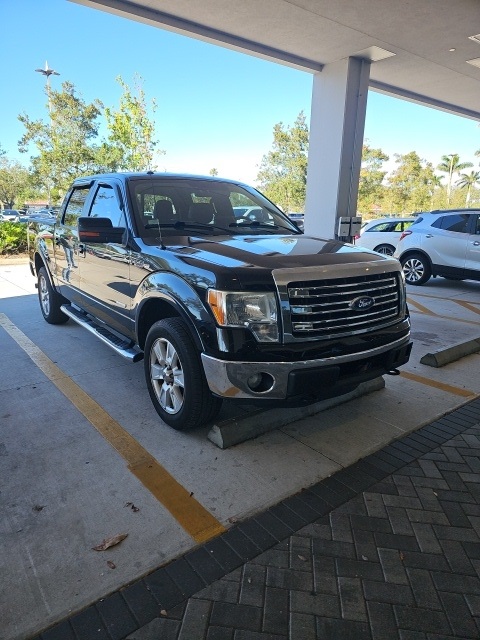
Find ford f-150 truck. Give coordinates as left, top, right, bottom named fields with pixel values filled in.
left=28, top=172, right=412, bottom=430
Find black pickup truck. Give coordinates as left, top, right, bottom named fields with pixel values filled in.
left=28, top=172, right=412, bottom=430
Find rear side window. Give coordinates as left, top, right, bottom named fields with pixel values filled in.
left=432, top=214, right=470, bottom=233
left=474, top=214, right=480, bottom=235
left=367, top=222, right=393, bottom=232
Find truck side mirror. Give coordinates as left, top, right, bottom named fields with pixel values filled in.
left=78, top=217, right=126, bottom=244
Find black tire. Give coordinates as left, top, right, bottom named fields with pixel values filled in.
left=144, top=318, right=222, bottom=430
left=401, top=253, right=432, bottom=286
left=37, top=267, right=69, bottom=324
left=373, top=243, right=395, bottom=256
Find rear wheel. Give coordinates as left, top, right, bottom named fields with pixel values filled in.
left=37, top=267, right=69, bottom=324
left=373, top=243, right=395, bottom=256
left=401, top=253, right=431, bottom=285
left=144, top=318, right=222, bottom=430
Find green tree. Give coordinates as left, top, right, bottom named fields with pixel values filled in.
left=437, top=153, right=473, bottom=205
left=456, top=170, right=480, bottom=206
left=0, top=158, right=31, bottom=209
left=357, top=143, right=389, bottom=215
left=256, top=111, right=309, bottom=212
left=209, top=168, right=219, bottom=176
left=18, top=81, right=104, bottom=201
left=385, top=151, right=436, bottom=213
left=104, top=75, right=162, bottom=171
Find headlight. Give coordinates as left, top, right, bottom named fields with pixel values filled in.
left=207, top=290, right=279, bottom=342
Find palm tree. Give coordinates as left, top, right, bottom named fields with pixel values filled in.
left=456, top=170, right=480, bottom=206
left=428, top=174, right=444, bottom=207
left=437, top=154, right=473, bottom=205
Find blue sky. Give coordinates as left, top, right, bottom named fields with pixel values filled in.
left=2, top=0, right=479, bottom=185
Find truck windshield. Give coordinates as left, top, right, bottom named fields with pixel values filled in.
left=127, top=177, right=300, bottom=239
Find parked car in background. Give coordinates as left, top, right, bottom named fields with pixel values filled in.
left=0, top=209, right=21, bottom=222
left=287, top=212, right=304, bottom=231
left=394, top=208, right=480, bottom=285
left=355, top=217, right=415, bottom=255
left=24, top=209, right=57, bottom=222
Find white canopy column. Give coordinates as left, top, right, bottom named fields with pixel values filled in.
left=304, top=56, right=371, bottom=240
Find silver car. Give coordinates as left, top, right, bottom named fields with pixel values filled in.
left=0, top=209, right=20, bottom=222
left=394, top=209, right=480, bottom=285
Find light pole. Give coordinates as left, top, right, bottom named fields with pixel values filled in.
left=35, top=61, right=60, bottom=121
left=35, top=62, right=60, bottom=207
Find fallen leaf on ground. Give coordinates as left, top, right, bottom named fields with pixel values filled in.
left=298, top=555, right=307, bottom=561
left=107, top=561, right=116, bottom=569
left=160, top=610, right=168, bottom=617
left=92, top=533, right=128, bottom=551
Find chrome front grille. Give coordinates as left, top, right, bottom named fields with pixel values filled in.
left=287, top=272, right=401, bottom=338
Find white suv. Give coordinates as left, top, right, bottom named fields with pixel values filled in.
left=355, top=217, right=415, bottom=256
left=394, top=209, right=480, bottom=285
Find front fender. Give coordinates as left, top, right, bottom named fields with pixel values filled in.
left=134, top=272, right=217, bottom=351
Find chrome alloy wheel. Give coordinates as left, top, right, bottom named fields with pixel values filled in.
left=402, top=257, right=425, bottom=283
left=39, top=272, right=51, bottom=316
left=149, top=337, right=185, bottom=414
left=375, top=245, right=394, bottom=256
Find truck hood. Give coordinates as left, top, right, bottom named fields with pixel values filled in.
left=164, top=233, right=393, bottom=270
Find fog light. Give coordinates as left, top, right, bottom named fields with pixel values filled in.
left=247, top=373, right=263, bottom=389
left=246, top=372, right=274, bottom=393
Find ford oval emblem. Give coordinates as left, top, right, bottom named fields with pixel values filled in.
left=350, top=296, right=375, bottom=311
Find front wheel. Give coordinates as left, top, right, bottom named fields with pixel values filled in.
left=144, top=318, right=222, bottom=430
left=37, top=267, right=69, bottom=324
left=374, top=243, right=395, bottom=256
left=401, top=253, right=431, bottom=286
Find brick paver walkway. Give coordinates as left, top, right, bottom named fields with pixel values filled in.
left=36, top=398, right=480, bottom=640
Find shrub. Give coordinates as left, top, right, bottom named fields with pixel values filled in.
left=0, top=222, right=28, bottom=255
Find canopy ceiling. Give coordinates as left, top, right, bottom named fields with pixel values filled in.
left=73, top=0, right=480, bottom=120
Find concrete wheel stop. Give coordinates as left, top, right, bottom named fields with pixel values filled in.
left=207, top=376, right=385, bottom=449
left=420, top=337, right=480, bottom=368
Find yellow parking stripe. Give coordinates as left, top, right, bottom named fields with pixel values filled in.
left=454, top=300, right=480, bottom=316
left=0, top=313, right=225, bottom=543
left=400, top=370, right=476, bottom=397
left=407, top=297, right=480, bottom=327
left=406, top=297, right=436, bottom=315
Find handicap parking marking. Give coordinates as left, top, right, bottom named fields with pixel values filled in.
left=0, top=312, right=226, bottom=544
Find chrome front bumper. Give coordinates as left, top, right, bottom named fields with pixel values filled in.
left=201, top=334, right=411, bottom=400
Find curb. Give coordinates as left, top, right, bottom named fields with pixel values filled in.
left=208, top=376, right=385, bottom=448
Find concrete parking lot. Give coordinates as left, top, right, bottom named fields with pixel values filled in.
left=0, top=258, right=479, bottom=640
